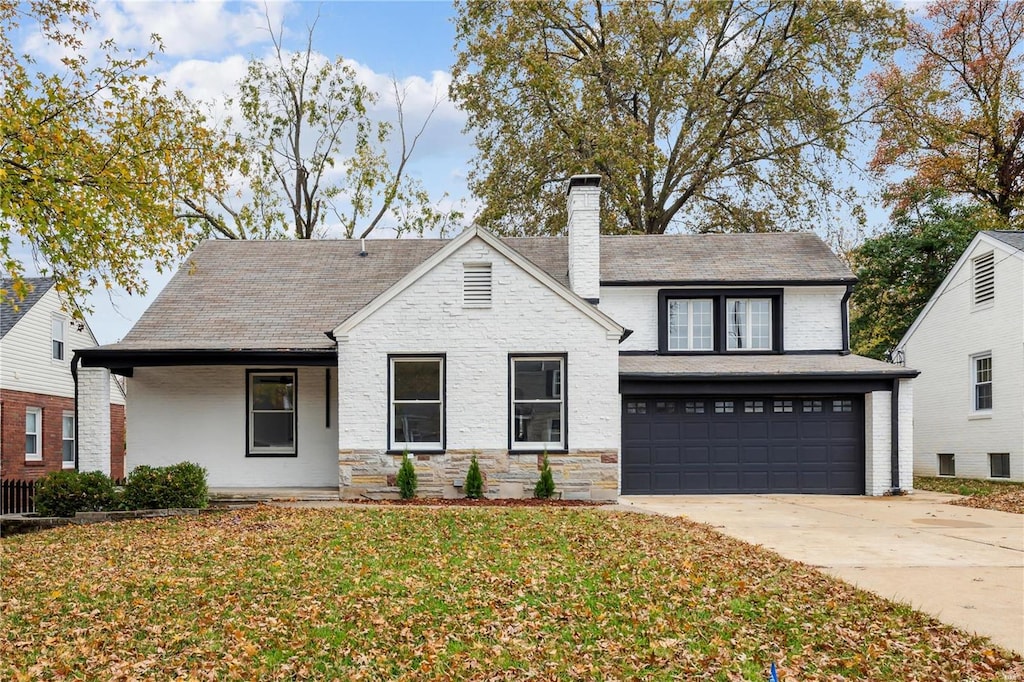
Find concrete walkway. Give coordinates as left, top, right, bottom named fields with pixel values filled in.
left=618, top=492, right=1024, bottom=655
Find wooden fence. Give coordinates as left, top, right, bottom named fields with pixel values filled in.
left=1, top=479, right=36, bottom=515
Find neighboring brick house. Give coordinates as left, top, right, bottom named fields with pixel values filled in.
left=77, top=176, right=915, bottom=498
left=0, top=278, right=126, bottom=479
left=895, top=231, right=1024, bottom=482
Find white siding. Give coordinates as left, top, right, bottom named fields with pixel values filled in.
left=598, top=284, right=846, bottom=352
left=0, top=287, right=125, bottom=403
left=126, top=366, right=338, bottom=487
left=900, top=238, right=1024, bottom=481
left=337, top=237, right=621, bottom=454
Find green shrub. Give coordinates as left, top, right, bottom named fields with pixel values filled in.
left=123, top=462, right=208, bottom=510
left=396, top=452, right=418, bottom=499
left=464, top=455, right=484, bottom=499
left=35, top=470, right=84, bottom=517
left=534, top=453, right=556, bottom=499
left=77, top=470, right=119, bottom=511
left=34, top=469, right=118, bottom=517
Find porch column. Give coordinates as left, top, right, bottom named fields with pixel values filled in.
left=77, top=366, right=111, bottom=475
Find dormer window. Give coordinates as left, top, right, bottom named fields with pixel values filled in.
left=973, top=251, right=994, bottom=306
left=659, top=289, right=782, bottom=354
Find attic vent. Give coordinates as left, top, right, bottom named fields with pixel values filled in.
left=463, top=262, right=492, bottom=308
left=973, top=251, right=995, bottom=305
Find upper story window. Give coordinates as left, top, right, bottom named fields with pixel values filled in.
left=973, top=353, right=992, bottom=412
left=659, top=289, right=782, bottom=354
left=51, top=315, right=65, bottom=361
left=973, top=251, right=995, bottom=306
left=667, top=299, right=713, bottom=350
left=391, top=356, right=444, bottom=451
left=726, top=298, right=772, bottom=350
left=511, top=356, right=565, bottom=451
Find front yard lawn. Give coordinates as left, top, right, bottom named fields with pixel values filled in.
left=915, top=476, right=1024, bottom=514
left=3, top=507, right=1020, bottom=680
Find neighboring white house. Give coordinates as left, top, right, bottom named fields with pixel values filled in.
left=895, top=231, right=1024, bottom=482
left=76, top=176, right=916, bottom=498
left=0, top=278, right=126, bottom=479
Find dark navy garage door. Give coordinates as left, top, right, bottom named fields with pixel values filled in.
left=622, top=397, right=864, bottom=494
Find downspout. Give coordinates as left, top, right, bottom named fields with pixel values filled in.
left=890, top=377, right=900, bottom=493
left=71, top=352, right=81, bottom=472
left=840, top=283, right=854, bottom=355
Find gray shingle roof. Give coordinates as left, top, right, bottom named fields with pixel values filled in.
left=986, top=230, right=1024, bottom=251
left=619, top=353, right=916, bottom=377
left=600, top=233, right=853, bottom=283
left=96, top=231, right=851, bottom=352
left=1, top=277, right=54, bottom=338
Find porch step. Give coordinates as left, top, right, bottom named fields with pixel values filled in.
left=208, top=487, right=339, bottom=504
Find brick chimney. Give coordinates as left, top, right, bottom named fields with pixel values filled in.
left=566, top=174, right=601, bottom=303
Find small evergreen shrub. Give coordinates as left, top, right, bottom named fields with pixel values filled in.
left=123, top=462, right=208, bottom=510
left=534, top=453, right=556, bottom=499
left=464, top=455, right=484, bottom=499
left=35, top=470, right=85, bottom=517
left=396, top=452, right=418, bottom=499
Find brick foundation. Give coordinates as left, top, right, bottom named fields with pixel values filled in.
left=0, top=389, right=125, bottom=479
left=339, top=448, right=619, bottom=501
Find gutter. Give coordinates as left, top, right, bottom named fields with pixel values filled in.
left=840, top=283, right=854, bottom=355
left=71, top=352, right=81, bottom=471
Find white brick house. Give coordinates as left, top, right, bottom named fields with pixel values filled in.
left=895, top=231, right=1024, bottom=482
left=77, top=176, right=915, bottom=497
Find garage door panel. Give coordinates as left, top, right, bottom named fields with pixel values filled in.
left=622, top=394, right=864, bottom=494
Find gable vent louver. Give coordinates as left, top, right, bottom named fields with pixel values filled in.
left=973, top=251, right=995, bottom=305
left=463, top=262, right=492, bottom=308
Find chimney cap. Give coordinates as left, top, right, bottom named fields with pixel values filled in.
left=567, top=174, right=602, bottom=194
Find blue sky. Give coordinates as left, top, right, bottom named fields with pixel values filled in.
left=16, top=0, right=897, bottom=344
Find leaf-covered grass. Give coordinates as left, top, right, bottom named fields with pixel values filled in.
left=915, top=476, right=1024, bottom=514
left=3, top=507, right=1020, bottom=681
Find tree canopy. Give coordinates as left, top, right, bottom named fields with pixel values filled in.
left=848, top=196, right=995, bottom=360
left=179, top=12, right=458, bottom=241
left=451, top=0, right=903, bottom=236
left=1, top=0, right=230, bottom=314
left=870, top=0, right=1024, bottom=223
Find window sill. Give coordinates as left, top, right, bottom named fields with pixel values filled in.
left=62, top=463, right=75, bottom=469
left=510, top=449, right=568, bottom=455
left=246, top=452, right=298, bottom=458
left=388, top=449, right=444, bottom=455
left=967, top=412, right=993, bottom=421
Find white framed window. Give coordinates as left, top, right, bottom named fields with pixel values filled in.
left=973, top=251, right=995, bottom=306
left=726, top=298, right=772, bottom=350
left=511, top=356, right=565, bottom=450
left=247, top=371, right=297, bottom=456
left=51, top=315, right=66, bottom=361
left=667, top=299, right=714, bottom=351
left=391, top=357, right=444, bottom=451
left=972, top=353, right=992, bottom=412
left=62, top=412, right=76, bottom=468
left=25, top=407, right=42, bottom=461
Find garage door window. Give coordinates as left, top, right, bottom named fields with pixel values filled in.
left=773, top=400, right=793, bottom=413
left=744, top=400, right=764, bottom=413
left=833, top=399, right=853, bottom=412
left=511, top=356, right=565, bottom=450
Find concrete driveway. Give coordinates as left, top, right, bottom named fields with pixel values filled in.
left=619, top=492, right=1024, bottom=655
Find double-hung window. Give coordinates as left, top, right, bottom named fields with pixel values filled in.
left=511, top=356, right=565, bottom=450
left=391, top=357, right=444, bottom=451
left=25, top=407, right=42, bottom=461
left=62, top=412, right=76, bottom=468
left=667, top=299, right=713, bottom=351
left=973, top=354, right=992, bottom=412
left=248, top=371, right=297, bottom=456
left=51, top=316, right=65, bottom=361
left=726, top=298, right=772, bottom=350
